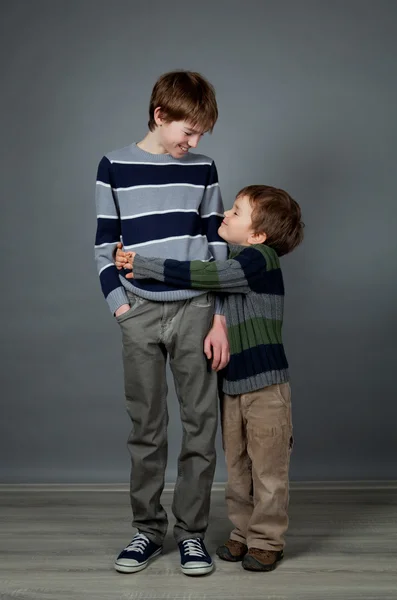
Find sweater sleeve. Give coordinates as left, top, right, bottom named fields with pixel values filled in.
left=133, top=246, right=269, bottom=294
left=94, top=156, right=129, bottom=314
left=199, top=161, right=228, bottom=312
left=200, top=161, right=228, bottom=261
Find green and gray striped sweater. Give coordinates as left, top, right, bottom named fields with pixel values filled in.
left=133, top=244, right=289, bottom=395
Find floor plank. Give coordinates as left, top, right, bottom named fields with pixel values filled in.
left=0, top=486, right=396, bottom=599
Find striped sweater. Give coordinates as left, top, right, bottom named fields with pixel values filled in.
left=132, top=244, right=289, bottom=394
left=94, top=143, right=228, bottom=314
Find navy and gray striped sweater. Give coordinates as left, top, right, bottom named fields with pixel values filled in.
left=94, top=143, right=227, bottom=314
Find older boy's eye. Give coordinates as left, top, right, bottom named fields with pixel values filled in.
left=184, top=132, right=192, bottom=136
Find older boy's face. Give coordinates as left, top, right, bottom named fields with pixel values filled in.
left=158, top=120, right=205, bottom=158
left=218, top=195, right=255, bottom=246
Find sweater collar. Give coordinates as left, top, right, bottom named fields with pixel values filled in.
left=228, top=243, right=249, bottom=258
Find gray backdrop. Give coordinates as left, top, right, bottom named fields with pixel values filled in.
left=1, top=0, right=396, bottom=483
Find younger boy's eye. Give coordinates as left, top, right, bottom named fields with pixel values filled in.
left=184, top=132, right=192, bottom=136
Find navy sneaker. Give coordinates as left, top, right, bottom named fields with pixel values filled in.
left=114, top=533, right=162, bottom=573
left=178, top=538, right=213, bottom=576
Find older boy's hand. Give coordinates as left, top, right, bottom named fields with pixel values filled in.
left=204, top=314, right=230, bottom=371
left=114, top=242, right=133, bottom=270
left=115, top=304, right=130, bottom=317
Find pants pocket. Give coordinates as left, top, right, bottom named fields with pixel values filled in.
left=275, top=383, right=291, bottom=409
left=115, top=293, right=147, bottom=323
left=191, top=292, right=213, bottom=308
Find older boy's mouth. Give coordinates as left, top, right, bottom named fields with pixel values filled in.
left=178, top=145, right=189, bottom=152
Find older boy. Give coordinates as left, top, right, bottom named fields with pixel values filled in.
left=116, top=185, right=304, bottom=572
left=94, top=71, right=228, bottom=576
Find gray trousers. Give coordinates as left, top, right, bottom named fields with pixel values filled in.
left=116, top=291, right=218, bottom=545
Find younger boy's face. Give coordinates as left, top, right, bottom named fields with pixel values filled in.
left=218, top=195, right=257, bottom=246
left=157, top=119, right=205, bottom=158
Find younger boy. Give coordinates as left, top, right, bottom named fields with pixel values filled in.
left=115, top=185, right=304, bottom=572
left=94, top=71, right=229, bottom=576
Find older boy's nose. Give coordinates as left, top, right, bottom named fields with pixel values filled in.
left=188, top=135, right=200, bottom=148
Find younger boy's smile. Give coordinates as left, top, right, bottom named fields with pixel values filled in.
left=218, top=195, right=267, bottom=247
left=218, top=196, right=255, bottom=246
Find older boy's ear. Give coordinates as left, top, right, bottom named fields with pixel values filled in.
left=154, top=107, right=165, bottom=126
left=249, top=231, right=267, bottom=244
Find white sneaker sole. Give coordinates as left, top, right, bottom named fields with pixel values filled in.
left=114, top=547, right=162, bottom=573
left=181, top=562, right=214, bottom=576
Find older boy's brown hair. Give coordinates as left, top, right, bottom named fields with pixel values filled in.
left=238, top=185, right=304, bottom=256
left=148, top=70, right=218, bottom=133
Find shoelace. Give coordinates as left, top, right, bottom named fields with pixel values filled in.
left=182, top=539, right=206, bottom=557
left=125, top=533, right=150, bottom=554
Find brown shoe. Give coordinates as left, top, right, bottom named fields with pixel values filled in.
left=242, top=548, right=284, bottom=572
left=216, top=539, right=248, bottom=562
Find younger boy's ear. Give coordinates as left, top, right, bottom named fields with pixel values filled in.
left=249, top=231, right=267, bottom=244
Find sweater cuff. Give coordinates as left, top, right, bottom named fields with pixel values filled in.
left=214, top=295, right=224, bottom=315
left=133, top=255, right=165, bottom=280
left=107, top=286, right=129, bottom=315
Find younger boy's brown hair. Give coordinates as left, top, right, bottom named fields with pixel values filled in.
left=238, top=185, right=304, bottom=256
left=148, top=70, right=218, bottom=133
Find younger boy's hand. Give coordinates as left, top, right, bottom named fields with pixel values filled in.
left=204, top=314, right=230, bottom=371
left=115, top=242, right=133, bottom=270
left=124, top=252, right=136, bottom=279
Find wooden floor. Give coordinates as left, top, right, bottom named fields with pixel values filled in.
left=0, top=484, right=396, bottom=600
